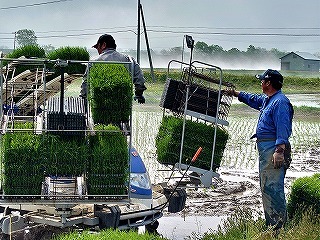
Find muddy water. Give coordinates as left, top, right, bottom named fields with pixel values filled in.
left=157, top=215, right=225, bottom=240
left=286, top=93, right=320, bottom=108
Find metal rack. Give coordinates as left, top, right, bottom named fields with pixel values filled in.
left=159, top=59, right=235, bottom=187
left=0, top=57, right=134, bottom=202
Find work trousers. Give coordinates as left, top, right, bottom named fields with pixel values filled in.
left=257, top=141, right=287, bottom=229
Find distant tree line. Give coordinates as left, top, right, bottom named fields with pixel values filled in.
left=124, top=43, right=289, bottom=69
left=130, top=42, right=288, bottom=61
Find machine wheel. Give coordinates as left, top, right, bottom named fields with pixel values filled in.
left=145, top=220, right=159, bottom=234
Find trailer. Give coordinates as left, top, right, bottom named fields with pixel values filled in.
left=0, top=57, right=178, bottom=239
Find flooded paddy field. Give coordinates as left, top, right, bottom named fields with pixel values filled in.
left=132, top=94, right=320, bottom=239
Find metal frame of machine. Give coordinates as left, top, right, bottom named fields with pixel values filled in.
left=0, top=57, right=168, bottom=237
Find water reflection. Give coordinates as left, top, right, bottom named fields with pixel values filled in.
left=286, top=94, right=320, bottom=108
left=141, top=215, right=225, bottom=240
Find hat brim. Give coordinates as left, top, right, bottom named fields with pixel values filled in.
left=92, top=43, right=98, bottom=48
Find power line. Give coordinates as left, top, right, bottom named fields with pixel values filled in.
left=36, top=30, right=134, bottom=39
left=148, top=25, right=320, bottom=30
left=0, top=27, right=319, bottom=48
left=146, top=29, right=320, bottom=37
left=0, top=0, right=73, bottom=10
left=1, top=25, right=319, bottom=35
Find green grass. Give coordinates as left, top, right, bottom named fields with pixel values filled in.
left=143, top=69, right=320, bottom=94
left=198, top=208, right=320, bottom=240
left=54, top=209, right=320, bottom=240
left=54, top=228, right=168, bottom=240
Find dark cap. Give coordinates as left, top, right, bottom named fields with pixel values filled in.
left=92, top=34, right=116, bottom=49
left=256, top=69, right=283, bottom=85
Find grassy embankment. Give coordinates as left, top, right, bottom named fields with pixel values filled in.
left=198, top=209, right=320, bottom=240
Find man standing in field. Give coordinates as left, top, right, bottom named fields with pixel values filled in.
left=80, top=34, right=147, bottom=104
left=228, top=69, right=293, bottom=231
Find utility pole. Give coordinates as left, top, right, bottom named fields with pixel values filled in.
left=140, top=3, right=155, bottom=82
left=13, top=31, right=17, bottom=50
left=136, top=0, right=141, bottom=64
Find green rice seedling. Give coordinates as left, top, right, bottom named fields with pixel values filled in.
left=1, top=120, right=89, bottom=197
left=155, top=115, right=229, bottom=171
left=87, top=124, right=129, bottom=195
left=40, top=134, right=88, bottom=177
left=3, top=45, right=46, bottom=75
left=2, top=122, right=43, bottom=196
left=5, top=45, right=46, bottom=59
left=46, top=46, right=89, bottom=75
left=88, top=63, right=133, bottom=125
left=287, top=173, right=320, bottom=219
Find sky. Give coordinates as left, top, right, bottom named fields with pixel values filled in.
left=0, top=0, right=320, bottom=67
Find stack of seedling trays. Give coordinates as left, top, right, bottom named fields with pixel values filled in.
left=1, top=122, right=89, bottom=198
left=86, top=62, right=132, bottom=197
left=2, top=122, right=44, bottom=197
left=88, top=63, right=133, bottom=126
left=46, top=96, right=86, bottom=136
left=160, top=70, right=234, bottom=121
left=157, top=67, right=234, bottom=172
left=2, top=124, right=128, bottom=199
left=2, top=111, right=129, bottom=199
left=156, top=115, right=229, bottom=171
left=1, top=61, right=132, bottom=199
left=87, top=124, right=129, bottom=197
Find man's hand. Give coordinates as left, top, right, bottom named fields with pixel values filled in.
left=226, top=89, right=239, bottom=97
left=273, top=145, right=285, bottom=169
left=273, top=152, right=284, bottom=169
left=134, top=95, right=145, bottom=104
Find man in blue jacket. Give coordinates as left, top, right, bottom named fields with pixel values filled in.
left=80, top=34, right=147, bottom=103
left=229, top=69, right=293, bottom=230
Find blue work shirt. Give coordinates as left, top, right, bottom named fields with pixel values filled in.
left=238, top=90, right=293, bottom=145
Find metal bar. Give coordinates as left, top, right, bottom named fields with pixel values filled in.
left=137, top=0, right=141, bottom=64
left=0, top=58, right=134, bottom=66
left=191, top=71, right=235, bottom=87
left=185, top=109, right=229, bottom=126
left=178, top=85, right=189, bottom=171
left=28, top=215, right=99, bottom=228
left=59, top=68, right=65, bottom=116
left=140, top=3, right=155, bottom=82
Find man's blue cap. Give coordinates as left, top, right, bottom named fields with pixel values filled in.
left=256, top=69, right=283, bottom=85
